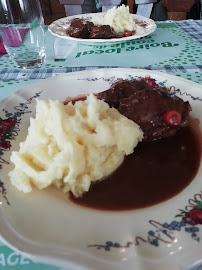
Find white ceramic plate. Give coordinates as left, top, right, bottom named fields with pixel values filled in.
left=0, top=68, right=202, bottom=270
left=48, top=13, right=157, bottom=45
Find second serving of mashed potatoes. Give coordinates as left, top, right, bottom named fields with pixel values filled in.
left=9, top=94, right=143, bottom=197
left=91, top=5, right=136, bottom=34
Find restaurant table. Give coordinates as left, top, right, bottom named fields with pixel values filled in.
left=0, top=19, right=202, bottom=270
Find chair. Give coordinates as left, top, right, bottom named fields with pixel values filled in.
left=96, top=0, right=121, bottom=12
left=93, top=0, right=157, bottom=16
left=162, top=0, right=196, bottom=20
left=132, top=0, right=157, bottom=17
left=58, top=0, right=155, bottom=16
left=58, top=0, right=84, bottom=16
left=131, top=0, right=197, bottom=20
left=58, top=0, right=125, bottom=16
left=58, top=0, right=197, bottom=19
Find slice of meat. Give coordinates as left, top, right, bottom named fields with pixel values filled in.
left=89, top=25, right=116, bottom=39
left=97, top=80, right=152, bottom=108
left=97, top=79, right=192, bottom=141
left=67, top=18, right=93, bottom=39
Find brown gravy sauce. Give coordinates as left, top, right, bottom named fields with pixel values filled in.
left=69, top=118, right=202, bottom=211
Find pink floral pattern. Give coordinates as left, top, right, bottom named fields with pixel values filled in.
left=89, top=193, right=202, bottom=250
left=0, top=91, right=43, bottom=205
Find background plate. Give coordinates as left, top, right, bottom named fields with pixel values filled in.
left=48, top=13, right=157, bottom=45
left=0, top=68, right=201, bottom=270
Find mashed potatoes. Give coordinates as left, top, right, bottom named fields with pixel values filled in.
left=9, top=95, right=143, bottom=197
left=91, top=5, right=136, bottom=34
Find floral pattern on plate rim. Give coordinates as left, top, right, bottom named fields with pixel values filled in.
left=0, top=90, right=43, bottom=205
left=0, top=76, right=201, bottom=251
left=88, top=192, right=202, bottom=250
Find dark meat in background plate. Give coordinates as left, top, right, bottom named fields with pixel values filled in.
left=67, top=18, right=116, bottom=39
left=89, top=25, right=116, bottom=39
left=67, top=19, right=93, bottom=39
left=97, top=80, right=192, bottom=141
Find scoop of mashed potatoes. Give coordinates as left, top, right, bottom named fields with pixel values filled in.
left=9, top=94, right=143, bottom=197
left=91, top=5, right=136, bottom=34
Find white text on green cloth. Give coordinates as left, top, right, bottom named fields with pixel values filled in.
left=0, top=252, right=37, bottom=267
left=75, top=36, right=179, bottom=58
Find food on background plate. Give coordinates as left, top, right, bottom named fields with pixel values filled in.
left=67, top=5, right=136, bottom=39
left=91, top=5, right=136, bottom=35
left=9, top=94, right=143, bottom=197
left=67, top=19, right=94, bottom=39
left=90, top=25, right=116, bottom=39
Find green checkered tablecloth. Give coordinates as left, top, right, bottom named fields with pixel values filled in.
left=0, top=20, right=202, bottom=270
left=1, top=20, right=202, bottom=101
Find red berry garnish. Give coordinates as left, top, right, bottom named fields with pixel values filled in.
left=148, top=80, right=156, bottom=88
left=124, top=31, right=132, bottom=37
left=140, top=22, right=147, bottom=27
left=163, top=110, right=182, bottom=126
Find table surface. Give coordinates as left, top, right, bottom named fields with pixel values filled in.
left=0, top=19, right=202, bottom=270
